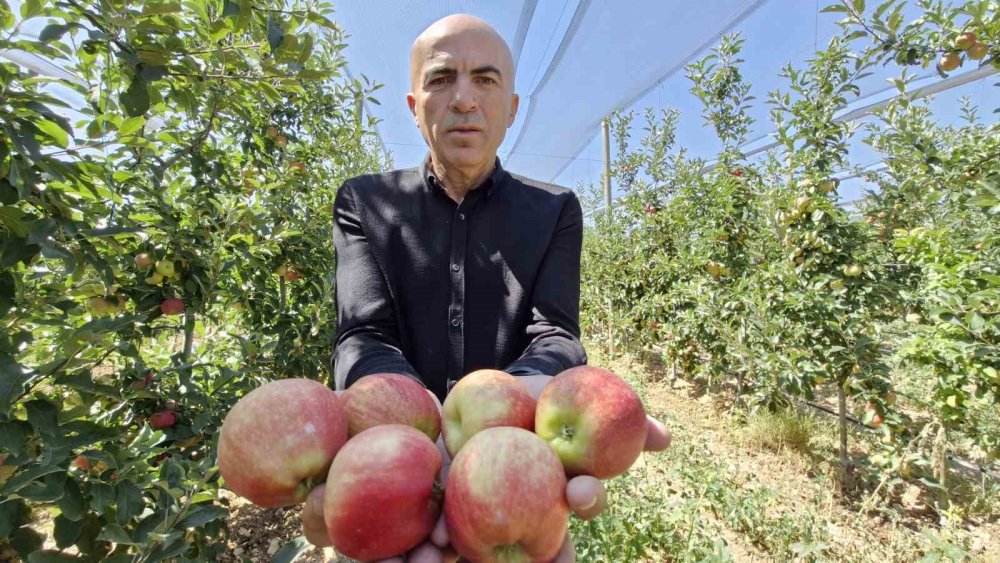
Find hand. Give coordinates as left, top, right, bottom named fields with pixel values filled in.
left=302, top=377, right=672, bottom=562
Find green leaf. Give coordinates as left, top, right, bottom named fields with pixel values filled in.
left=0, top=463, right=65, bottom=495
left=116, top=481, right=144, bottom=524
left=271, top=536, right=311, bottom=563
left=120, top=76, right=150, bottom=118
left=176, top=505, right=227, bottom=528
left=25, top=398, right=59, bottom=436
left=38, top=23, right=73, bottom=42
left=221, top=0, right=240, bottom=16
left=35, top=119, right=69, bottom=148
left=118, top=116, right=146, bottom=136
left=266, top=15, right=285, bottom=52
left=11, top=525, right=44, bottom=555
left=56, top=478, right=86, bottom=521
left=96, top=523, right=138, bottom=545
left=21, top=0, right=44, bottom=19
left=90, top=482, right=115, bottom=514
left=53, top=514, right=83, bottom=549
left=0, top=205, right=29, bottom=236
left=0, top=271, right=12, bottom=317
left=0, top=499, right=30, bottom=538
left=141, top=1, right=181, bottom=16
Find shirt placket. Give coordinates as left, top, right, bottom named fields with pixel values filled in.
left=447, top=199, right=472, bottom=387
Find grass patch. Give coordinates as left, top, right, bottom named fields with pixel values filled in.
left=738, top=409, right=816, bottom=454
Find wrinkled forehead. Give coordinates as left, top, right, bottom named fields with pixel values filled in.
left=411, top=29, right=512, bottom=85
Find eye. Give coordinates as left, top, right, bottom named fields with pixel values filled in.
left=477, top=76, right=497, bottom=84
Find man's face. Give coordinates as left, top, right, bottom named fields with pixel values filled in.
left=407, top=28, right=519, bottom=171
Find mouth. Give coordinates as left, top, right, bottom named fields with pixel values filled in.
left=448, top=127, right=482, bottom=135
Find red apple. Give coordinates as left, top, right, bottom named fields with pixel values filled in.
left=218, top=378, right=347, bottom=507
left=72, top=455, right=91, bottom=471
left=535, top=366, right=648, bottom=479
left=149, top=410, right=177, bottom=430
left=938, top=52, right=961, bottom=72
left=967, top=42, right=988, bottom=60
left=441, top=369, right=536, bottom=457
left=954, top=31, right=977, bottom=51
left=134, top=253, right=154, bottom=269
left=160, top=298, right=184, bottom=316
left=341, top=373, right=441, bottom=442
left=445, top=427, right=569, bottom=563
left=324, top=425, right=442, bottom=561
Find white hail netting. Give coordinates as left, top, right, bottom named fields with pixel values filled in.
left=4, top=0, right=997, bottom=203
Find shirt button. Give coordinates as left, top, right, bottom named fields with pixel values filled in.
left=451, top=263, right=460, bottom=272
left=458, top=213, right=466, bottom=220
left=451, top=318, right=461, bottom=327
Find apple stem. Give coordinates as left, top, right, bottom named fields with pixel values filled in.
left=560, top=424, right=575, bottom=441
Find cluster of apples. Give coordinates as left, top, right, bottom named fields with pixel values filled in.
left=216, top=366, right=648, bottom=562
left=938, top=31, right=991, bottom=72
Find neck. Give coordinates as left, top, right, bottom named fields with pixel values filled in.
left=429, top=155, right=495, bottom=203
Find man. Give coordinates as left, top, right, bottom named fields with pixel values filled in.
left=303, top=14, right=670, bottom=562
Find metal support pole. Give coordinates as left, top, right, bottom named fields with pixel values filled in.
left=602, top=118, right=612, bottom=219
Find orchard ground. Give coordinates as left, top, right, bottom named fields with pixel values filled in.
left=211, top=342, right=999, bottom=562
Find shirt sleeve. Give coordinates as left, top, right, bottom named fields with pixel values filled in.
left=503, top=192, right=589, bottom=377
left=331, top=181, right=423, bottom=390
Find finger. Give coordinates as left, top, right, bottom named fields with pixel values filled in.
left=565, top=476, right=607, bottom=520
left=644, top=415, right=672, bottom=451
left=441, top=547, right=460, bottom=563
left=301, top=484, right=331, bottom=547
left=430, top=513, right=449, bottom=547
left=553, top=533, right=575, bottom=563
left=408, top=541, right=444, bottom=563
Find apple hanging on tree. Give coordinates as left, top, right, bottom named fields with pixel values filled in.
left=160, top=298, right=185, bottom=316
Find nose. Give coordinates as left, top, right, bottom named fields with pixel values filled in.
left=449, top=76, right=477, bottom=113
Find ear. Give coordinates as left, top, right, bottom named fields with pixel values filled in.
left=507, top=93, right=520, bottom=127
left=407, top=92, right=417, bottom=124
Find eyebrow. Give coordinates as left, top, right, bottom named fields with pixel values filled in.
left=424, top=64, right=503, bottom=81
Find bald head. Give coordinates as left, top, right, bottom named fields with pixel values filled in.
left=409, top=14, right=515, bottom=93
left=406, top=14, right=520, bottom=185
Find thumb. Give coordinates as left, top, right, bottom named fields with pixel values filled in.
left=301, top=484, right=331, bottom=547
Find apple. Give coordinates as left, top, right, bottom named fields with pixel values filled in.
left=797, top=178, right=813, bottom=189
left=265, top=125, right=279, bottom=139
left=87, top=296, right=111, bottom=315
left=289, top=160, right=306, bottom=173
left=731, top=168, right=744, bottom=177
left=818, top=178, right=838, bottom=193
left=275, top=133, right=288, bottom=147
left=283, top=268, right=301, bottom=282
left=795, top=195, right=813, bottom=213
left=445, top=427, right=569, bottom=563
left=967, top=42, right=988, bottom=60
left=218, top=378, right=348, bottom=507
left=160, top=298, right=184, bottom=316
left=872, top=413, right=883, bottom=427
left=72, top=455, right=91, bottom=471
left=830, top=279, right=845, bottom=291
left=844, top=264, right=863, bottom=277
left=145, top=272, right=164, bottom=285
left=341, top=373, right=441, bottom=442
left=134, top=253, right=154, bottom=269
left=535, top=365, right=648, bottom=479
left=149, top=410, right=177, bottom=429
left=324, top=425, right=442, bottom=561
left=441, top=369, right=536, bottom=457
left=155, top=259, right=176, bottom=277
left=938, top=52, right=961, bottom=72
left=954, top=31, right=977, bottom=51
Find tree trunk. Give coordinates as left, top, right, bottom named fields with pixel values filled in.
left=838, top=381, right=853, bottom=491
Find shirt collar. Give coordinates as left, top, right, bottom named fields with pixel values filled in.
left=421, top=153, right=506, bottom=199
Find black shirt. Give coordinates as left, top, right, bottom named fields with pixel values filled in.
left=331, top=154, right=588, bottom=401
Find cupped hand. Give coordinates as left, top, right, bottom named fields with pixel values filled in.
left=303, top=377, right=672, bottom=562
